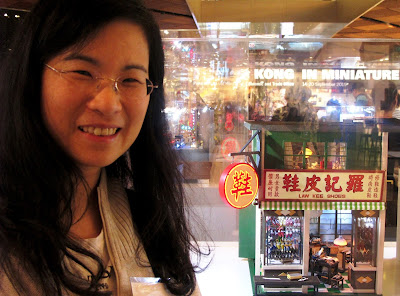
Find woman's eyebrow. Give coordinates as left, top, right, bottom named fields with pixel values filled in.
left=63, top=53, right=99, bottom=66
left=123, top=64, right=148, bottom=73
left=62, top=54, right=148, bottom=73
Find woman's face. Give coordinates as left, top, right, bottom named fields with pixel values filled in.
left=41, top=20, right=151, bottom=175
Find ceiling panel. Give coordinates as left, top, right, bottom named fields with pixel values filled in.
left=144, top=0, right=197, bottom=29
left=0, top=0, right=198, bottom=29
left=0, top=0, right=35, bottom=10
left=379, top=0, right=400, bottom=9
left=145, top=0, right=192, bottom=15
left=333, top=0, right=400, bottom=38
left=0, top=0, right=400, bottom=38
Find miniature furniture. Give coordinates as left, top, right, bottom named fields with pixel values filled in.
left=254, top=275, right=320, bottom=296
left=330, top=274, right=344, bottom=289
left=310, top=257, right=339, bottom=285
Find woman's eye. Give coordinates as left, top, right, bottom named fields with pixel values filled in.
left=72, top=70, right=93, bottom=78
left=122, top=78, right=142, bottom=85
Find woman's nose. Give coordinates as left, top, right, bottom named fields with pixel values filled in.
left=86, top=81, right=122, bottom=115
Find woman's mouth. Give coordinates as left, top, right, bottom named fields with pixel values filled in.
left=79, top=126, right=119, bottom=136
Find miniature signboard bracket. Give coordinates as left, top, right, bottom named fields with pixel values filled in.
left=229, top=129, right=261, bottom=180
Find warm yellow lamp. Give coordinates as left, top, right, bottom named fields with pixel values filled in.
left=334, top=236, right=347, bottom=246
left=305, top=148, right=313, bottom=159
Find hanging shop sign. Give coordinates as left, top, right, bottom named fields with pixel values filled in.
left=219, top=163, right=259, bottom=209
left=264, top=169, right=385, bottom=202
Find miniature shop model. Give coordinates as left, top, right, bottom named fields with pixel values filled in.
left=236, top=121, right=386, bottom=295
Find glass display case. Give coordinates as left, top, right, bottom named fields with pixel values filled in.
left=351, top=211, right=378, bottom=267
left=263, top=211, right=303, bottom=266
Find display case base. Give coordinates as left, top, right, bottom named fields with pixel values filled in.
left=348, top=263, right=376, bottom=291
left=351, top=288, right=376, bottom=293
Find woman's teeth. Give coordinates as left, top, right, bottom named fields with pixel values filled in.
left=80, top=126, right=118, bottom=136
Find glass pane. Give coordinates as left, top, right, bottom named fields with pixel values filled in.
left=327, top=142, right=347, bottom=156
left=283, top=142, right=304, bottom=169
left=321, top=234, right=335, bottom=243
left=265, top=215, right=302, bottom=266
left=337, top=211, right=352, bottom=237
left=354, top=217, right=377, bottom=266
left=320, top=223, right=335, bottom=234
left=307, top=156, right=324, bottom=169
left=284, top=142, right=303, bottom=155
left=163, top=37, right=393, bottom=182
left=306, top=142, right=325, bottom=156
left=326, top=156, right=346, bottom=170
left=319, top=211, right=336, bottom=244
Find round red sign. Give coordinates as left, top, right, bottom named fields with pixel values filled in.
left=219, top=163, right=259, bottom=209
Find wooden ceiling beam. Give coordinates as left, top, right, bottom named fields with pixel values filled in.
left=1, top=0, right=400, bottom=38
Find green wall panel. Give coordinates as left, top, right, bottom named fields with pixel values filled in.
left=239, top=204, right=256, bottom=259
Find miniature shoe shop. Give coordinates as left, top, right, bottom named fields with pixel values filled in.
left=220, top=121, right=388, bottom=295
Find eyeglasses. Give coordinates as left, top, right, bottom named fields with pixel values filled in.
left=45, top=64, right=158, bottom=98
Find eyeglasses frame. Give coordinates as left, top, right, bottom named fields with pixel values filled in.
left=44, top=64, right=158, bottom=96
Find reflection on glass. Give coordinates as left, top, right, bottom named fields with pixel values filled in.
left=283, top=142, right=346, bottom=170
left=163, top=37, right=400, bottom=183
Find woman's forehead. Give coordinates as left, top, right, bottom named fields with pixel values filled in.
left=49, top=20, right=149, bottom=69
left=49, top=20, right=148, bottom=63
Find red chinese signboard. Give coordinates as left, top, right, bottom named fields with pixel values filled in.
left=263, top=169, right=385, bottom=202
left=219, top=163, right=259, bottom=209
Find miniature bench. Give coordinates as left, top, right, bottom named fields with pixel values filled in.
left=254, top=275, right=320, bottom=296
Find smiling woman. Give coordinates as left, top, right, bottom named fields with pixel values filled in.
left=0, top=0, right=209, bottom=295
left=41, top=20, right=151, bottom=176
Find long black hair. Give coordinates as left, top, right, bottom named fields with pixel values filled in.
left=0, top=0, right=208, bottom=295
